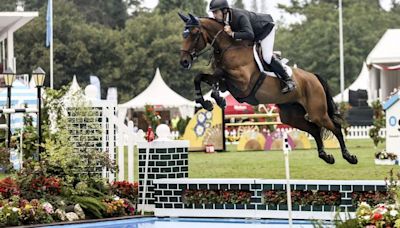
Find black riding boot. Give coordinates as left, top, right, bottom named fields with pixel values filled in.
left=269, top=56, right=296, bottom=94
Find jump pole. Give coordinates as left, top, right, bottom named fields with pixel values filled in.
left=283, top=132, right=293, bottom=227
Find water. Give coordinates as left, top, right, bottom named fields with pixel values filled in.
left=47, top=217, right=329, bottom=228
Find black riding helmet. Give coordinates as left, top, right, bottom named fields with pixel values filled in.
left=209, top=0, right=229, bottom=11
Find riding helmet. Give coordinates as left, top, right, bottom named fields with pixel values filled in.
left=209, top=0, right=230, bottom=11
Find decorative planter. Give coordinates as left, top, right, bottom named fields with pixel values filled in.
left=324, top=205, right=333, bottom=212
left=374, top=159, right=397, bottom=165
left=301, top=205, right=311, bottom=211
left=312, top=205, right=323, bottom=211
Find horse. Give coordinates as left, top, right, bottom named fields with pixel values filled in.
left=178, top=13, right=358, bottom=165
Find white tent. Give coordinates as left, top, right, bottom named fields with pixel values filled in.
left=335, top=29, right=400, bottom=103
left=366, top=29, right=400, bottom=101
left=119, top=68, right=195, bottom=118
left=333, top=63, right=369, bottom=103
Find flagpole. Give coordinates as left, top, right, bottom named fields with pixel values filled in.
left=50, top=0, right=53, bottom=89
left=339, top=0, right=344, bottom=102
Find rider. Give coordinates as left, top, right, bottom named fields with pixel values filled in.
left=209, top=0, right=295, bottom=94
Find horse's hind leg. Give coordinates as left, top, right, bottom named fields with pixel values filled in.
left=305, top=106, right=358, bottom=165
left=278, top=103, right=335, bottom=164
left=328, top=120, right=358, bottom=164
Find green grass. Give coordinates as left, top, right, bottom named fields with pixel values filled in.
left=188, top=139, right=398, bottom=180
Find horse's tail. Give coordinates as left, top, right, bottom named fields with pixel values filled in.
left=314, top=73, right=343, bottom=138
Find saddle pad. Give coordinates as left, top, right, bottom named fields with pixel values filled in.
left=253, top=45, right=293, bottom=78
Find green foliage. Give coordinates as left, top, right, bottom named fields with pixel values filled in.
left=143, top=105, right=161, bottom=130
left=338, top=102, right=350, bottom=136
left=369, top=100, right=385, bottom=147
left=233, top=0, right=245, bottom=9
left=42, top=91, right=117, bottom=186
left=2, top=0, right=400, bottom=108
left=0, top=146, right=12, bottom=173
left=177, top=117, right=191, bottom=136
left=71, top=196, right=106, bottom=219
left=276, top=0, right=400, bottom=94
left=12, top=113, right=38, bottom=160
left=157, top=0, right=207, bottom=16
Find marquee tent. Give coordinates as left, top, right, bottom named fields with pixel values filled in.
left=119, top=68, right=195, bottom=118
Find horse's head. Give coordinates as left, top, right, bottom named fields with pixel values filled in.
left=178, top=13, right=208, bottom=69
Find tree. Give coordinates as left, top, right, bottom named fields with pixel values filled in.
left=157, top=0, right=207, bottom=16
left=117, top=10, right=211, bottom=102
left=275, top=0, right=400, bottom=94
left=233, top=0, right=245, bottom=9
left=14, top=0, right=124, bottom=92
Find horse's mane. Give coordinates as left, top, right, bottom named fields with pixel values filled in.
left=199, top=17, right=224, bottom=26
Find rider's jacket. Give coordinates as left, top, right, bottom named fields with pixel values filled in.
left=229, top=8, right=275, bottom=42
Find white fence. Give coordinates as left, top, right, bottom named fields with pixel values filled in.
left=68, top=98, right=145, bottom=183
left=225, top=126, right=386, bottom=140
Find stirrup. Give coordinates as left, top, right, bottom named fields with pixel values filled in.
left=281, top=81, right=295, bottom=94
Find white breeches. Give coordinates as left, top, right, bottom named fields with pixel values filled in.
left=260, top=26, right=276, bottom=64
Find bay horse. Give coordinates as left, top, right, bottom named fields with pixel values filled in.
left=178, top=13, right=357, bottom=165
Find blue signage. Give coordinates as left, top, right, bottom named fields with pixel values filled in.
left=389, top=116, right=397, bottom=127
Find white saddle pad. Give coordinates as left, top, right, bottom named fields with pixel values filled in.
left=253, top=45, right=293, bottom=78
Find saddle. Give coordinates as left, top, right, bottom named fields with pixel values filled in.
left=253, top=43, right=293, bottom=78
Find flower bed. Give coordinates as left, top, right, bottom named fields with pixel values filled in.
left=182, top=189, right=252, bottom=205
left=263, top=190, right=341, bottom=206
left=351, top=191, right=392, bottom=206
left=356, top=202, right=400, bottom=227
left=0, top=177, right=139, bottom=226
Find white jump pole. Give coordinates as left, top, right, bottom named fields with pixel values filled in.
left=283, top=132, right=293, bottom=227
left=141, top=141, right=151, bottom=215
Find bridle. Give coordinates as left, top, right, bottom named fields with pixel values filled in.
left=180, top=25, right=224, bottom=61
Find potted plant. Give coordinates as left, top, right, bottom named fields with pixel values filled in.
left=375, top=150, right=398, bottom=165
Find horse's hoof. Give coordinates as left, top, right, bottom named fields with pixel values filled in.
left=202, top=100, right=214, bottom=111
left=319, top=152, right=335, bottom=164
left=217, top=99, right=226, bottom=109
left=343, top=153, right=358, bottom=165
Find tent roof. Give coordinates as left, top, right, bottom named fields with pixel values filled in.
left=0, top=12, right=38, bottom=42
left=333, top=63, right=369, bottom=103
left=119, top=68, right=194, bottom=108
left=366, top=29, right=400, bottom=64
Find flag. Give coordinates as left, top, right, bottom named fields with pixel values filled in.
left=46, top=0, right=53, bottom=47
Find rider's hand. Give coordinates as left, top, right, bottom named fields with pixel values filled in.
left=224, top=25, right=233, bottom=37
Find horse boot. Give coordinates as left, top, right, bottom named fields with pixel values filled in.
left=269, top=56, right=296, bottom=94
left=195, top=98, right=213, bottom=111
left=211, top=90, right=226, bottom=109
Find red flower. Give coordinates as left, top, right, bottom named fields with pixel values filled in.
left=371, top=212, right=383, bottom=221
left=0, top=177, right=20, bottom=198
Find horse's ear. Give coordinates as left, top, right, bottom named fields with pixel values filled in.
left=178, top=12, right=189, bottom=23
left=188, top=13, right=198, bottom=23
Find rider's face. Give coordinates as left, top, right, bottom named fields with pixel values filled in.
left=212, top=10, right=223, bottom=20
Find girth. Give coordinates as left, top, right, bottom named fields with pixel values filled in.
left=235, top=71, right=266, bottom=106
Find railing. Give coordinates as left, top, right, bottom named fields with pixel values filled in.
left=225, top=125, right=386, bottom=140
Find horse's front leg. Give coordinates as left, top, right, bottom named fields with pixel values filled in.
left=194, top=73, right=215, bottom=111
left=211, top=84, right=226, bottom=109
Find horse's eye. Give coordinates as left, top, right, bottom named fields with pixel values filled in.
left=183, top=29, right=190, bottom=39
